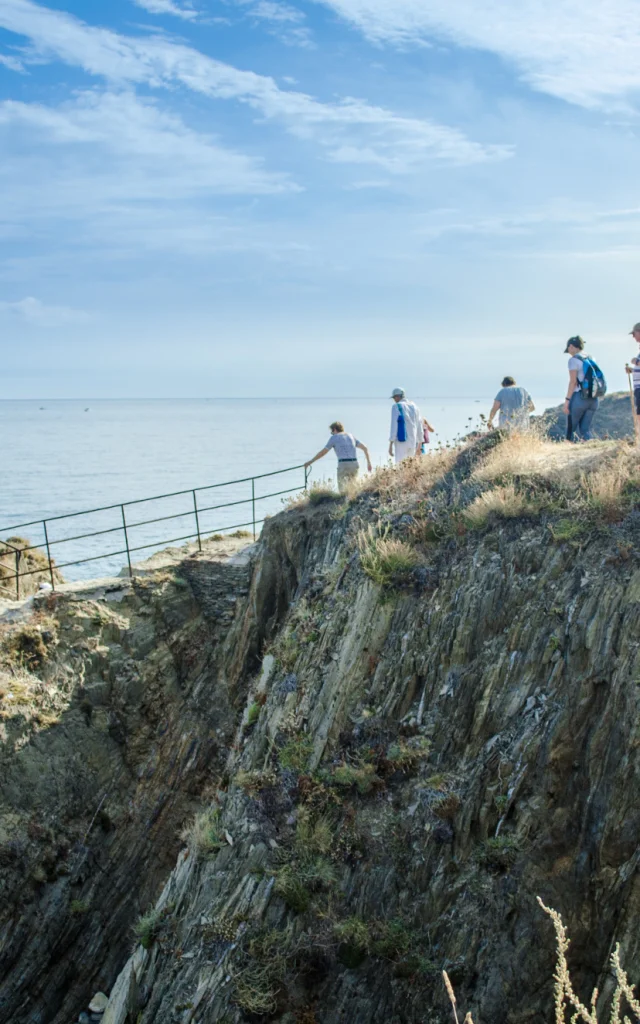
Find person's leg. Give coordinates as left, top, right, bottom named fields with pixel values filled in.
left=337, top=462, right=358, bottom=492
left=635, top=388, right=640, bottom=417
left=567, top=393, right=583, bottom=442
left=394, top=441, right=412, bottom=463
left=577, top=398, right=599, bottom=440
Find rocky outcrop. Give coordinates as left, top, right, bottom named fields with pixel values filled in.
left=2, top=440, right=640, bottom=1024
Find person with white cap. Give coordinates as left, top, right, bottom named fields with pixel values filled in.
left=388, top=388, right=423, bottom=463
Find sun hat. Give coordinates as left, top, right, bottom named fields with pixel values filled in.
left=390, top=387, right=405, bottom=398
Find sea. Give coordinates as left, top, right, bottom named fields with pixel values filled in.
left=0, top=396, right=557, bottom=582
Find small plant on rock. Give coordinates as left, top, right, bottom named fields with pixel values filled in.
left=278, top=736, right=313, bottom=773
left=358, top=526, right=422, bottom=587
left=180, top=807, right=224, bottom=857
left=332, top=760, right=381, bottom=795
left=133, top=907, right=162, bottom=949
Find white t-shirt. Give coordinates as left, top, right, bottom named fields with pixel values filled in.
left=325, top=433, right=359, bottom=460
left=390, top=400, right=422, bottom=446
left=568, top=355, right=585, bottom=393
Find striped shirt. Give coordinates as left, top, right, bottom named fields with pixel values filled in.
left=631, top=357, right=640, bottom=391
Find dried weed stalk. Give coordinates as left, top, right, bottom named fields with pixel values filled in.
left=443, top=902, right=640, bottom=1024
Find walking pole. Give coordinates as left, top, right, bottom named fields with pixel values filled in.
left=627, top=369, right=640, bottom=446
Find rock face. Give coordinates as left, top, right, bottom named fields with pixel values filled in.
left=2, top=441, right=640, bottom=1024
left=0, top=560, right=254, bottom=1024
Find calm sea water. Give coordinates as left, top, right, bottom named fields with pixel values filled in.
left=0, top=396, right=556, bottom=581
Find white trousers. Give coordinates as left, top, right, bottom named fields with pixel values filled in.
left=394, top=441, right=416, bottom=464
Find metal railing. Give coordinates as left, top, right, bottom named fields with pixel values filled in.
left=0, top=462, right=310, bottom=597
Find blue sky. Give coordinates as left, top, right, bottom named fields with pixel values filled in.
left=1, top=0, right=640, bottom=398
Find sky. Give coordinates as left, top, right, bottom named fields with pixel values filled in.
left=1, top=0, right=640, bottom=398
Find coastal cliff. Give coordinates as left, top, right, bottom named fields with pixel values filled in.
left=2, top=433, right=640, bottom=1024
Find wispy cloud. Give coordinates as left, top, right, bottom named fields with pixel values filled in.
left=0, top=89, right=296, bottom=196
left=312, top=0, right=640, bottom=109
left=0, top=296, right=90, bottom=325
left=245, top=1, right=314, bottom=46
left=0, top=51, right=26, bottom=71
left=0, top=0, right=511, bottom=168
left=131, top=0, right=197, bottom=20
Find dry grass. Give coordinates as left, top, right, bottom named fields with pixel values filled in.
left=443, top=900, right=640, bottom=1024
left=180, top=807, right=224, bottom=857
left=360, top=448, right=458, bottom=503
left=357, top=526, right=422, bottom=586
left=462, top=484, right=537, bottom=528
left=474, top=432, right=620, bottom=487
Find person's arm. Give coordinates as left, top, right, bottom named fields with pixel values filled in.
left=563, top=369, right=578, bottom=417
left=304, top=447, right=329, bottom=469
left=356, top=441, right=373, bottom=472
left=527, top=397, right=535, bottom=412
left=424, top=419, right=435, bottom=432
left=487, top=399, right=500, bottom=429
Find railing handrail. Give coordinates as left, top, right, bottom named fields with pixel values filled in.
left=0, top=460, right=310, bottom=595
left=0, top=462, right=306, bottom=534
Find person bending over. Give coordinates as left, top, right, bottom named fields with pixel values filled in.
left=488, top=376, right=534, bottom=431
left=305, top=422, right=372, bottom=493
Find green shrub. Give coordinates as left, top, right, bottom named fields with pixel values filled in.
left=479, top=834, right=520, bottom=869
left=332, top=761, right=380, bottom=794
left=308, top=487, right=344, bottom=506
left=278, top=736, right=313, bottom=772
left=247, top=702, right=261, bottom=726
left=70, top=899, right=91, bottom=916
left=550, top=518, right=583, bottom=542
left=133, top=908, right=162, bottom=949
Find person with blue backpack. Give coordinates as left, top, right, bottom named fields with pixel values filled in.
left=563, top=336, right=607, bottom=442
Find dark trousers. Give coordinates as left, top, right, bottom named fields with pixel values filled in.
left=566, top=391, right=598, bottom=441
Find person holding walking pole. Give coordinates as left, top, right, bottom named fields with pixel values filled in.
left=625, top=322, right=640, bottom=444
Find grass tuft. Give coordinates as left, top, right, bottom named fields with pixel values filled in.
left=358, top=526, right=421, bottom=587
left=180, top=807, right=224, bottom=857
left=463, top=484, right=541, bottom=529
left=133, top=908, right=162, bottom=950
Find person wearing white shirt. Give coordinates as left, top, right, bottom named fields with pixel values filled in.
left=388, top=388, right=422, bottom=463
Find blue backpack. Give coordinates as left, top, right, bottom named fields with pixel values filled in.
left=397, top=403, right=407, bottom=442
left=577, top=355, right=607, bottom=399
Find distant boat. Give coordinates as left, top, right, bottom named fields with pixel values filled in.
left=39, top=407, right=45, bottom=411
left=84, top=408, right=90, bottom=412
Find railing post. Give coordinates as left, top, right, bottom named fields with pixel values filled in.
left=42, top=521, right=55, bottom=590
left=251, top=478, right=256, bottom=541
left=15, top=548, right=20, bottom=601
left=192, top=490, right=202, bottom=552
left=304, top=464, right=309, bottom=490
left=121, top=505, right=133, bottom=578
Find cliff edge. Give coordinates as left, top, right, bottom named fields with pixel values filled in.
left=2, top=432, right=640, bottom=1024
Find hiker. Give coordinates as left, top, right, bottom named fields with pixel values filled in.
left=563, top=336, right=606, bottom=442
left=420, top=415, right=436, bottom=454
left=388, top=388, right=423, bottom=463
left=624, top=322, right=640, bottom=420
left=305, top=422, right=372, bottom=493
left=487, top=377, right=534, bottom=431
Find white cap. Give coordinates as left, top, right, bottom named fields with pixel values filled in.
left=391, top=387, right=405, bottom=398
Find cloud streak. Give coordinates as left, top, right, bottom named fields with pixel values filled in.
left=312, top=0, right=640, bottom=109
left=0, top=296, right=90, bottom=325
left=0, top=0, right=511, bottom=168
left=132, top=0, right=197, bottom=19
